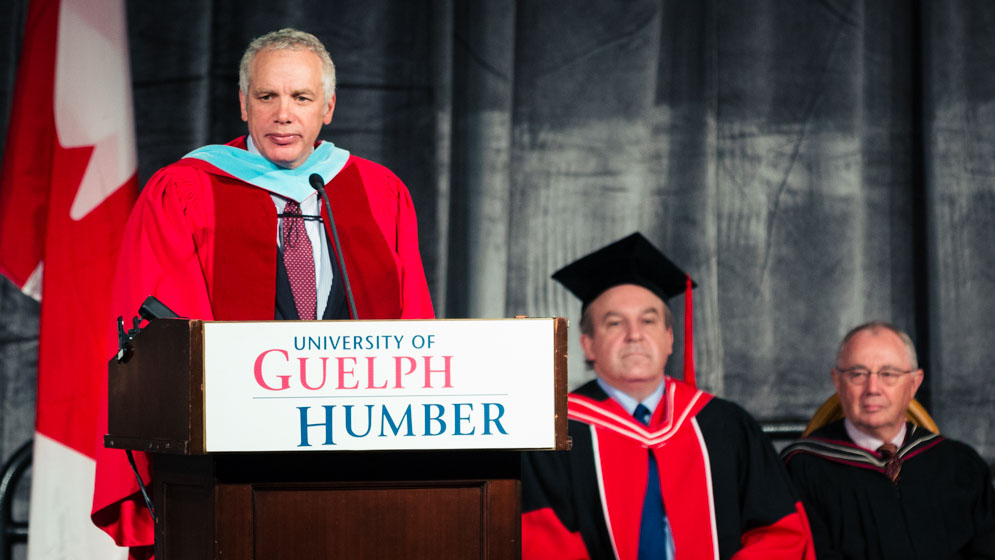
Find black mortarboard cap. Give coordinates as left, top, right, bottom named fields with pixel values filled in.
left=552, top=232, right=696, bottom=310
left=554, top=232, right=700, bottom=387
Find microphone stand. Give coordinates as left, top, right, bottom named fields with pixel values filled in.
left=309, top=173, right=358, bottom=320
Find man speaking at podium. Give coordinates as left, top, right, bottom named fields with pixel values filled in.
left=522, top=233, right=812, bottom=559
left=91, top=28, right=434, bottom=558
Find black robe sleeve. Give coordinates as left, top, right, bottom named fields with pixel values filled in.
left=695, top=398, right=814, bottom=558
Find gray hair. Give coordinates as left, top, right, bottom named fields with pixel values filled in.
left=239, top=28, right=336, bottom=104
left=835, top=320, right=919, bottom=370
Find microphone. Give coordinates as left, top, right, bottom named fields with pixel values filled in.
left=309, top=173, right=358, bottom=319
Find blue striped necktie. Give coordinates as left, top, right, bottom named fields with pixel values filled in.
left=633, top=404, right=675, bottom=560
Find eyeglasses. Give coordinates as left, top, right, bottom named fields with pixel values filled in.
left=835, top=367, right=916, bottom=386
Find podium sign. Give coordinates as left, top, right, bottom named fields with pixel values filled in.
left=106, top=316, right=567, bottom=559
left=203, top=318, right=558, bottom=452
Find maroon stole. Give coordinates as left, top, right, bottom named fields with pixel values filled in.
left=568, top=378, right=716, bottom=559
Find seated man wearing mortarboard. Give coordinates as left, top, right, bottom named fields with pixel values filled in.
left=781, top=321, right=995, bottom=559
left=522, top=233, right=814, bottom=560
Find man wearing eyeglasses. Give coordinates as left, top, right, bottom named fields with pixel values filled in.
left=782, top=321, right=995, bottom=559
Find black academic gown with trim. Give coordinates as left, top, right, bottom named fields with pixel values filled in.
left=782, top=419, right=995, bottom=560
left=523, top=378, right=813, bottom=559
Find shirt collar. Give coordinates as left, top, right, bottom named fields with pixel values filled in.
left=596, top=377, right=665, bottom=417
left=246, top=134, right=261, bottom=156
left=844, top=418, right=906, bottom=451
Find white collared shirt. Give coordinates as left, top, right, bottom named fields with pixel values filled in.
left=596, top=377, right=666, bottom=420
left=844, top=418, right=906, bottom=451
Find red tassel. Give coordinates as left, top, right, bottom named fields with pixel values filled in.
left=683, top=275, right=696, bottom=388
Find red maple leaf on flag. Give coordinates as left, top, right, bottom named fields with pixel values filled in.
left=0, top=0, right=137, bottom=557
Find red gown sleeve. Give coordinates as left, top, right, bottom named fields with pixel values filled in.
left=91, top=164, right=218, bottom=554
left=732, top=501, right=816, bottom=560
left=522, top=507, right=591, bottom=560
left=521, top=450, right=591, bottom=559
left=357, top=157, right=434, bottom=319
left=393, top=177, right=434, bottom=318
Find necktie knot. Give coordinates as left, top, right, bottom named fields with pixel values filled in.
left=877, top=442, right=897, bottom=458
left=876, top=443, right=902, bottom=483
left=633, top=404, right=652, bottom=427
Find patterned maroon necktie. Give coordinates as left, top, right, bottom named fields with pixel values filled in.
left=281, top=200, right=316, bottom=320
left=877, top=443, right=902, bottom=484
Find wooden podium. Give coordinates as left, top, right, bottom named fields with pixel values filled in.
left=105, top=318, right=568, bottom=559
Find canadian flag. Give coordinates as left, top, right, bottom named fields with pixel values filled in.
left=0, top=0, right=136, bottom=558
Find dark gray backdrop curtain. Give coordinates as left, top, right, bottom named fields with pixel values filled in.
left=2, top=0, right=994, bottom=527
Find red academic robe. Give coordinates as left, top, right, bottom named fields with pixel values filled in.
left=522, top=378, right=815, bottom=560
left=91, top=138, right=434, bottom=556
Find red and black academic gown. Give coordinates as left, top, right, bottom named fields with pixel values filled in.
left=522, top=378, right=814, bottom=560
left=782, top=420, right=995, bottom=559
left=91, top=137, right=434, bottom=556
